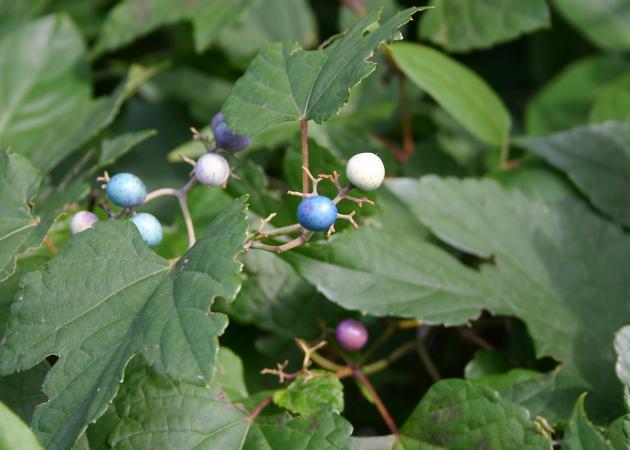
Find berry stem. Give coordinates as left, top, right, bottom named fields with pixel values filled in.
left=248, top=396, right=273, bottom=420
left=399, top=76, right=415, bottom=161
left=44, top=236, right=58, bottom=256
left=300, top=119, right=309, bottom=193
left=416, top=339, right=441, bottom=382
left=353, top=368, right=399, bottom=435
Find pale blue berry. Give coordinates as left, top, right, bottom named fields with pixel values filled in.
left=131, top=213, right=163, bottom=247
left=106, top=173, right=147, bottom=208
left=194, top=153, right=230, bottom=186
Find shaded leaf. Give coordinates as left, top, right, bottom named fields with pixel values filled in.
left=525, top=56, right=629, bottom=135
left=390, top=42, right=511, bottom=148
left=590, top=74, right=630, bottom=123
left=551, top=0, right=630, bottom=51
left=0, top=198, right=248, bottom=449
left=563, top=394, right=612, bottom=450
left=222, top=7, right=424, bottom=135
left=97, top=130, right=157, bottom=170
left=420, top=0, right=550, bottom=52
left=518, top=123, right=630, bottom=227
left=0, top=363, right=48, bottom=424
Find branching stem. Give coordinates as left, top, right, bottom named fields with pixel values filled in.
left=300, top=119, right=309, bottom=193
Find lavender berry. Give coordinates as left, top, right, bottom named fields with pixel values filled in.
left=336, top=319, right=368, bottom=351
left=69, top=211, right=99, bottom=235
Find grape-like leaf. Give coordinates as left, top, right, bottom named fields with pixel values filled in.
left=398, top=380, right=552, bottom=449
left=390, top=42, right=511, bottom=148
left=222, top=7, right=425, bottom=135
left=107, top=358, right=353, bottom=449
left=96, top=130, right=157, bottom=170
left=563, top=394, right=612, bottom=450
left=518, top=123, right=630, bottom=227
left=0, top=150, right=50, bottom=282
left=420, top=0, right=550, bottom=53
left=0, top=198, right=248, bottom=450
left=590, top=74, right=630, bottom=123
left=273, top=370, right=344, bottom=416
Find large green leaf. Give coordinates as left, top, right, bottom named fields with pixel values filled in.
left=390, top=42, right=511, bottom=148
left=0, top=15, right=157, bottom=172
left=0, top=198, right=248, bottom=449
left=420, top=0, right=550, bottom=52
left=393, top=177, right=630, bottom=419
left=0, top=151, right=50, bottom=282
left=0, top=363, right=48, bottom=424
left=107, top=361, right=353, bottom=449
left=551, top=0, right=630, bottom=51
left=91, top=0, right=251, bottom=57
left=525, top=56, right=630, bottom=136
left=0, top=400, right=42, bottom=450
left=222, top=7, right=423, bottom=135
left=590, top=74, right=630, bottom=124
left=397, top=380, right=551, bottom=449
left=518, top=123, right=630, bottom=227
left=563, top=395, right=612, bottom=450
left=614, top=326, right=630, bottom=447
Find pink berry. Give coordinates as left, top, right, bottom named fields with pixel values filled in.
left=336, top=319, right=368, bottom=351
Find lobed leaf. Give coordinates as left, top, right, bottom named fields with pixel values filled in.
left=0, top=198, right=248, bottom=449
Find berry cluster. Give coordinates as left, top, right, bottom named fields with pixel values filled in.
left=70, top=112, right=386, bottom=257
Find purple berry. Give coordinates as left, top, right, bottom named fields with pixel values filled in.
left=210, top=112, right=251, bottom=152
left=336, top=319, right=368, bottom=351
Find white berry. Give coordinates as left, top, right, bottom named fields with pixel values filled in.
left=194, top=153, right=230, bottom=186
left=346, top=152, right=385, bottom=191
left=70, top=211, right=99, bottom=235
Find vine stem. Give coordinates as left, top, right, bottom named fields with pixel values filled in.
left=145, top=178, right=198, bottom=248
left=353, top=368, right=399, bottom=435
left=300, top=119, right=309, bottom=193
left=248, top=396, right=273, bottom=420
left=399, top=76, right=415, bottom=160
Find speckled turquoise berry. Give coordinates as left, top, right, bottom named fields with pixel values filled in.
left=106, top=173, right=147, bottom=208
left=131, top=213, right=163, bottom=247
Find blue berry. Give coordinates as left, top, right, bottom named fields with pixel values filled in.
left=336, top=319, right=368, bottom=351
left=131, top=213, right=163, bottom=247
left=297, top=195, right=337, bottom=232
left=106, top=173, right=146, bottom=208
left=211, top=113, right=251, bottom=152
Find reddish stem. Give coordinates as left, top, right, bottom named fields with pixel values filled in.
left=300, top=119, right=309, bottom=193
left=353, top=368, right=399, bottom=435
left=248, top=396, right=273, bottom=420
left=399, top=76, right=415, bottom=160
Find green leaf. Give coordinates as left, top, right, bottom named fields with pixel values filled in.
left=563, top=394, right=612, bottom=450
left=0, top=150, right=49, bottom=282
left=91, top=0, right=251, bottom=57
left=213, top=347, right=249, bottom=403
left=615, top=326, right=630, bottom=386
left=222, top=7, right=424, bottom=135
left=517, top=123, right=630, bottom=227
left=590, top=74, right=630, bottom=124
left=108, top=362, right=353, bottom=449
left=0, top=0, right=49, bottom=37
left=390, top=176, right=630, bottom=419
left=0, top=14, right=158, bottom=172
left=0, top=198, right=248, bottom=449
left=218, top=0, right=318, bottom=65
left=551, top=0, right=630, bottom=51
left=0, top=400, right=43, bottom=450
left=390, top=42, right=511, bottom=148
left=525, top=56, right=629, bottom=135
left=398, top=379, right=552, bottom=449
left=273, top=370, right=344, bottom=416
left=420, top=0, right=550, bottom=52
